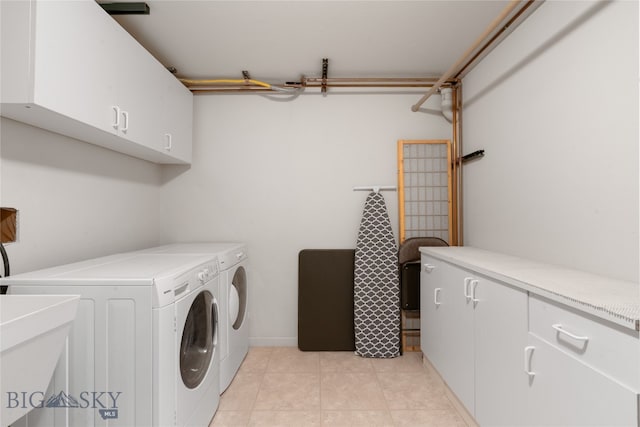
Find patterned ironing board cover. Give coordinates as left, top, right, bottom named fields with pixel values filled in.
left=354, top=192, right=400, bottom=358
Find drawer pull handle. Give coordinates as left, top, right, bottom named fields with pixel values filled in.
left=463, top=277, right=473, bottom=300
left=434, top=288, right=442, bottom=306
left=552, top=324, right=589, bottom=342
left=524, top=346, right=535, bottom=377
left=424, top=264, right=435, bottom=273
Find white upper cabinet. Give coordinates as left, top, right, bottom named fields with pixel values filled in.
left=113, top=24, right=163, bottom=148
left=158, top=69, right=193, bottom=163
left=1, top=0, right=193, bottom=165
left=32, top=0, right=117, bottom=134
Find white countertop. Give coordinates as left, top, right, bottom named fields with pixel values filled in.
left=419, top=246, right=640, bottom=331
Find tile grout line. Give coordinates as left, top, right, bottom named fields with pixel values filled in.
left=248, top=349, right=273, bottom=425
left=317, top=352, right=323, bottom=425
left=372, top=356, right=401, bottom=427
left=215, top=348, right=469, bottom=426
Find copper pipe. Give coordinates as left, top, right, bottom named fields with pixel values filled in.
left=455, top=84, right=464, bottom=246
left=185, top=77, right=459, bottom=93
left=411, top=0, right=522, bottom=112
left=304, top=83, right=437, bottom=88
left=450, top=85, right=458, bottom=246
left=455, top=0, right=540, bottom=79
left=304, top=77, right=443, bottom=83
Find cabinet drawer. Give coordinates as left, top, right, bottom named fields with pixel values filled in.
left=529, top=294, right=640, bottom=391
left=527, top=333, right=639, bottom=427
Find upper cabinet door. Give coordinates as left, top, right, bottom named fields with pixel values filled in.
left=112, top=21, right=164, bottom=149
left=160, top=75, right=193, bottom=164
left=33, top=0, right=118, bottom=134
left=0, top=0, right=193, bottom=165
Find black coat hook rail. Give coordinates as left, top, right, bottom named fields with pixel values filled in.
left=100, top=2, right=150, bottom=15
left=460, top=150, right=485, bottom=164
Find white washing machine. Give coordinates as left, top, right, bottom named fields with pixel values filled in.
left=135, top=243, right=249, bottom=392
left=4, top=253, right=220, bottom=427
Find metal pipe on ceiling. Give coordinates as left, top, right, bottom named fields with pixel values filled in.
left=411, top=0, right=523, bottom=112
left=451, top=85, right=461, bottom=246
left=454, top=0, right=542, bottom=80
left=182, top=77, right=458, bottom=93
left=305, top=83, right=435, bottom=88
left=304, top=77, right=440, bottom=83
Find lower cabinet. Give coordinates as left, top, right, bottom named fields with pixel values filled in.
left=473, top=274, right=529, bottom=426
left=527, top=294, right=639, bottom=426
left=526, top=334, right=638, bottom=426
left=421, top=257, right=474, bottom=411
left=420, top=252, right=640, bottom=427
left=420, top=254, right=529, bottom=426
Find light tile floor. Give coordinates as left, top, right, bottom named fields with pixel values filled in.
left=209, top=347, right=468, bottom=427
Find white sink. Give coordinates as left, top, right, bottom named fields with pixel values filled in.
left=0, top=295, right=80, bottom=426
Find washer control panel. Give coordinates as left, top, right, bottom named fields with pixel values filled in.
left=198, top=262, right=219, bottom=284
left=155, top=257, right=220, bottom=306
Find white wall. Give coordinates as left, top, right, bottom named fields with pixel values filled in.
left=462, top=1, right=639, bottom=282
left=0, top=118, right=163, bottom=274
left=160, top=92, right=451, bottom=345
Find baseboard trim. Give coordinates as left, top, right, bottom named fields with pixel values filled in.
left=249, top=337, right=298, bottom=347
left=421, top=353, right=479, bottom=427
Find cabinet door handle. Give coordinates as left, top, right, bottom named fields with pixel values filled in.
left=423, top=263, right=435, bottom=273
left=463, top=277, right=473, bottom=300
left=471, top=279, right=480, bottom=303
left=552, top=324, right=589, bottom=342
left=524, top=346, right=535, bottom=377
left=164, top=133, right=172, bottom=151
left=112, top=106, right=120, bottom=129
left=434, top=288, right=441, bottom=306
left=121, top=110, right=129, bottom=132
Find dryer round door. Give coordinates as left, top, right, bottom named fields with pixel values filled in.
left=180, top=290, right=215, bottom=389
left=228, top=266, right=247, bottom=330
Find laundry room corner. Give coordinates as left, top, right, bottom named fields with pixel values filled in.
left=158, top=92, right=452, bottom=346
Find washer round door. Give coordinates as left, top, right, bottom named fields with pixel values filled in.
left=228, top=266, right=247, bottom=330
left=180, top=290, right=214, bottom=389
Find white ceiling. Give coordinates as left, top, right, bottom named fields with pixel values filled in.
left=110, top=1, right=512, bottom=83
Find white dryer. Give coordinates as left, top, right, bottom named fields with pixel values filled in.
left=135, top=243, right=249, bottom=392
left=4, top=253, right=221, bottom=427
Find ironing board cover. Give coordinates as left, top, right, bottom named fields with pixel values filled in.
left=354, top=191, right=400, bottom=358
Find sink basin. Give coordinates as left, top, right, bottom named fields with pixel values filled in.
left=1, top=295, right=80, bottom=426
